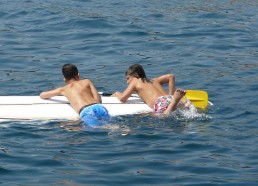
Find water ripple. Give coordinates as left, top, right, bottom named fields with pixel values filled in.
left=0, top=0, right=258, bottom=185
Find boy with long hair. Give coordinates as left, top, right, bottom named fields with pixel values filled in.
left=112, top=64, right=189, bottom=115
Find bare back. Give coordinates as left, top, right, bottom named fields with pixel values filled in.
left=133, top=79, right=168, bottom=108
left=60, top=79, right=101, bottom=114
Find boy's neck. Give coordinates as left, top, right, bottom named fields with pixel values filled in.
left=66, top=78, right=80, bottom=84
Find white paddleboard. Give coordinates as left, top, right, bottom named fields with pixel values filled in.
left=0, top=96, right=153, bottom=120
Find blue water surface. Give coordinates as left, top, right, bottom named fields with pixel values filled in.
left=0, top=0, right=258, bottom=185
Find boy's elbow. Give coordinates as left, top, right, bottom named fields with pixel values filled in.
left=119, top=94, right=130, bottom=103
left=96, top=94, right=102, bottom=103
left=168, top=74, right=175, bottom=79
left=116, top=94, right=126, bottom=103
left=168, top=74, right=175, bottom=82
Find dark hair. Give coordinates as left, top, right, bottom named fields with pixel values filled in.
left=62, top=64, right=79, bottom=80
left=125, top=64, right=151, bottom=82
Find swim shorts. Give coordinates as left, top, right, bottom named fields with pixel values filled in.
left=154, top=95, right=173, bottom=113
left=79, top=104, right=110, bottom=127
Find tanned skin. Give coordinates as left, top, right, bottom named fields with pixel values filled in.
left=40, top=73, right=101, bottom=114
left=112, top=73, right=186, bottom=115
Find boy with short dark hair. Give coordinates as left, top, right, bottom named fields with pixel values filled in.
left=40, top=63, right=110, bottom=127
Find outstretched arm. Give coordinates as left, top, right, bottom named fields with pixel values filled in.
left=40, top=87, right=64, bottom=99
left=154, top=74, right=175, bottom=95
left=112, top=80, right=136, bottom=102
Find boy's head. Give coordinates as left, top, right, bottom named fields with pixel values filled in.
left=62, top=64, right=79, bottom=81
left=125, top=64, right=150, bottom=83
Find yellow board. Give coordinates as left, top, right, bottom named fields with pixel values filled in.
left=185, top=90, right=208, bottom=109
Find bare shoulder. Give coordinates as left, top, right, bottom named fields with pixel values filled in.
left=80, top=79, right=93, bottom=85
left=133, top=78, right=144, bottom=87
left=134, top=78, right=151, bottom=90
left=124, top=78, right=140, bottom=92
left=80, top=79, right=98, bottom=90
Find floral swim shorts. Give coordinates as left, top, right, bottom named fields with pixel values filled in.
left=154, top=95, right=173, bottom=113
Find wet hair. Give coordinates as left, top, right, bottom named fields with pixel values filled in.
left=125, top=64, right=151, bottom=82
left=62, top=63, right=79, bottom=81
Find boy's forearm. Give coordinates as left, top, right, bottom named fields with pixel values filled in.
left=39, top=88, right=62, bottom=99
left=169, top=75, right=175, bottom=95
left=169, top=76, right=176, bottom=95
left=112, top=92, right=126, bottom=102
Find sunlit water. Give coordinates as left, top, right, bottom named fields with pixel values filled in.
left=0, top=0, right=258, bottom=185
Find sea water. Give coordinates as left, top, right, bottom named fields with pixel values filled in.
left=0, top=0, right=258, bottom=185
